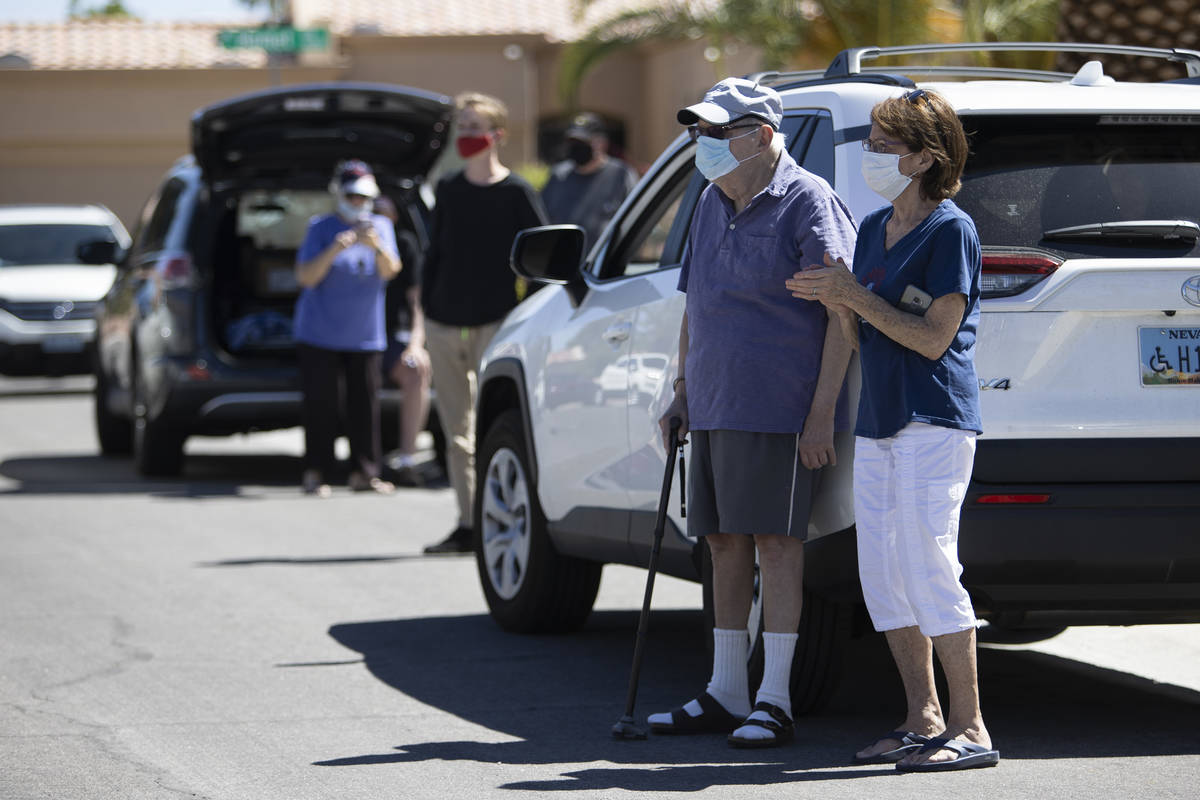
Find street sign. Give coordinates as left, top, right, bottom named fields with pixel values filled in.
left=217, top=27, right=330, bottom=53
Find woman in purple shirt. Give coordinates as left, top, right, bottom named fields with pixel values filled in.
left=294, top=160, right=401, bottom=497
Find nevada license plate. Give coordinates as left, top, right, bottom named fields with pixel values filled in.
left=1139, top=326, right=1200, bottom=386
left=42, top=334, right=87, bottom=354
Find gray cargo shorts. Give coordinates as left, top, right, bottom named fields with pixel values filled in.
left=687, top=429, right=821, bottom=540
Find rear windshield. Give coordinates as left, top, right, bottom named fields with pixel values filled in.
left=956, top=114, right=1200, bottom=258
left=0, top=223, right=116, bottom=266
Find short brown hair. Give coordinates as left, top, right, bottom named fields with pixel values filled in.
left=456, top=91, right=508, bottom=131
left=870, top=89, right=967, bottom=201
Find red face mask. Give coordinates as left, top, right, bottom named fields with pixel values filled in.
left=456, top=133, right=494, bottom=159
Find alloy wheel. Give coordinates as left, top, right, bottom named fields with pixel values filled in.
left=480, top=447, right=531, bottom=600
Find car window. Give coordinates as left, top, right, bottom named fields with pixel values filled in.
left=594, top=146, right=700, bottom=280
left=624, top=185, right=688, bottom=276
left=958, top=114, right=1200, bottom=258
left=0, top=224, right=116, bottom=266
left=641, top=354, right=668, bottom=370
left=800, top=114, right=835, bottom=185
left=783, top=111, right=835, bottom=185
left=132, top=177, right=187, bottom=258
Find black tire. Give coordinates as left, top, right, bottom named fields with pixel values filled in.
left=94, top=366, right=132, bottom=455
left=747, top=586, right=854, bottom=716
left=474, top=409, right=601, bottom=633
left=132, top=373, right=184, bottom=477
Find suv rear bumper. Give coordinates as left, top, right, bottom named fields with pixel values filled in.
left=959, top=480, right=1200, bottom=623
left=800, top=479, right=1200, bottom=625
left=151, top=355, right=412, bottom=436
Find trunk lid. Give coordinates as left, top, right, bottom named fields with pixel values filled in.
left=191, top=82, right=453, bottom=186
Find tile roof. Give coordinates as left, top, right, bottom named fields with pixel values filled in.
left=0, top=1, right=679, bottom=70
left=294, top=0, right=651, bottom=40
left=0, top=21, right=268, bottom=70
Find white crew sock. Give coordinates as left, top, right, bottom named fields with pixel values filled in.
left=704, top=628, right=751, bottom=717
left=647, top=628, right=750, bottom=725
left=732, top=632, right=798, bottom=742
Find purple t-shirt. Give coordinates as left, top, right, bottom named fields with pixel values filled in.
left=294, top=213, right=398, bottom=352
left=678, top=150, right=857, bottom=433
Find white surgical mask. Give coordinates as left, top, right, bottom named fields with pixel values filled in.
left=861, top=151, right=917, bottom=202
left=694, top=128, right=761, bottom=181
left=336, top=196, right=373, bottom=224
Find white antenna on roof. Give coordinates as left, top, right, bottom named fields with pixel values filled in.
left=1070, top=60, right=1116, bottom=86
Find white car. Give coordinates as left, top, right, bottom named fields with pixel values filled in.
left=595, top=352, right=669, bottom=404
left=0, top=204, right=130, bottom=375
left=473, top=43, right=1200, bottom=712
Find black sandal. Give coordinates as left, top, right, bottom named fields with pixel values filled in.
left=727, top=701, right=794, bottom=748
left=649, top=692, right=742, bottom=735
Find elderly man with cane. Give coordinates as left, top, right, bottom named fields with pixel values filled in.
left=647, top=78, right=856, bottom=747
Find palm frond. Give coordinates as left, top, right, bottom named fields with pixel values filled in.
left=559, top=5, right=706, bottom=107
left=965, top=0, right=1059, bottom=43
left=818, top=0, right=937, bottom=52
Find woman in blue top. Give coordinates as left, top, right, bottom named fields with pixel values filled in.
left=787, top=90, right=998, bottom=773
left=294, top=160, right=402, bottom=497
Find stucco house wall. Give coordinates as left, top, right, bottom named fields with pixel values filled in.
left=0, top=9, right=761, bottom=229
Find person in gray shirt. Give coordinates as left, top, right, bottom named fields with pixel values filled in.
left=541, top=112, right=637, bottom=250
left=646, top=78, right=857, bottom=748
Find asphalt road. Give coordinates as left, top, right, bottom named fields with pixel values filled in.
left=1, top=375, right=1198, bottom=800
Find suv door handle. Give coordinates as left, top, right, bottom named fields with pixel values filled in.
left=602, top=321, right=632, bottom=343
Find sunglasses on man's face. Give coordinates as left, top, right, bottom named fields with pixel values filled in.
left=687, top=122, right=761, bottom=142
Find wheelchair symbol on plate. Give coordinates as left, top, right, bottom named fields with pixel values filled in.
left=1149, top=346, right=1171, bottom=373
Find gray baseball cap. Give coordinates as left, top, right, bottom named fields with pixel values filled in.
left=677, top=77, right=782, bottom=130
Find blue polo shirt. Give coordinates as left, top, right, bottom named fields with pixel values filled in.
left=852, top=200, right=983, bottom=439
left=678, top=150, right=857, bottom=434
left=294, top=213, right=398, bottom=352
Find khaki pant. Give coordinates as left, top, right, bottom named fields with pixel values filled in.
left=425, top=318, right=502, bottom=527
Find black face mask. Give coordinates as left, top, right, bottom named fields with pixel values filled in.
left=566, top=139, right=593, bottom=166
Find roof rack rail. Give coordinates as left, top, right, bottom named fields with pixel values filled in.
left=747, top=70, right=917, bottom=90
left=748, top=64, right=1080, bottom=89
left=824, top=42, right=1200, bottom=80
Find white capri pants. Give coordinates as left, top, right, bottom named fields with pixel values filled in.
left=854, top=422, right=977, bottom=638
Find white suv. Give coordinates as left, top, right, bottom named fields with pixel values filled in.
left=0, top=204, right=130, bottom=375
left=473, top=43, right=1200, bottom=712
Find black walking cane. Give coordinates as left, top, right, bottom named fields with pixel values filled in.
left=612, top=416, right=684, bottom=740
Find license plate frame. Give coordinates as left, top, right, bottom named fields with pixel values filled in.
left=1139, top=326, right=1200, bottom=386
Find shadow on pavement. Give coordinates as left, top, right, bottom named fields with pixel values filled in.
left=0, top=452, right=302, bottom=497
left=199, top=554, right=429, bottom=567
left=0, top=376, right=91, bottom=397
left=0, top=451, right=445, bottom=498
left=315, top=608, right=1200, bottom=790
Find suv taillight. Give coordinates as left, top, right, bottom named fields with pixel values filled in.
left=155, top=253, right=195, bottom=289
left=981, top=248, right=1062, bottom=299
